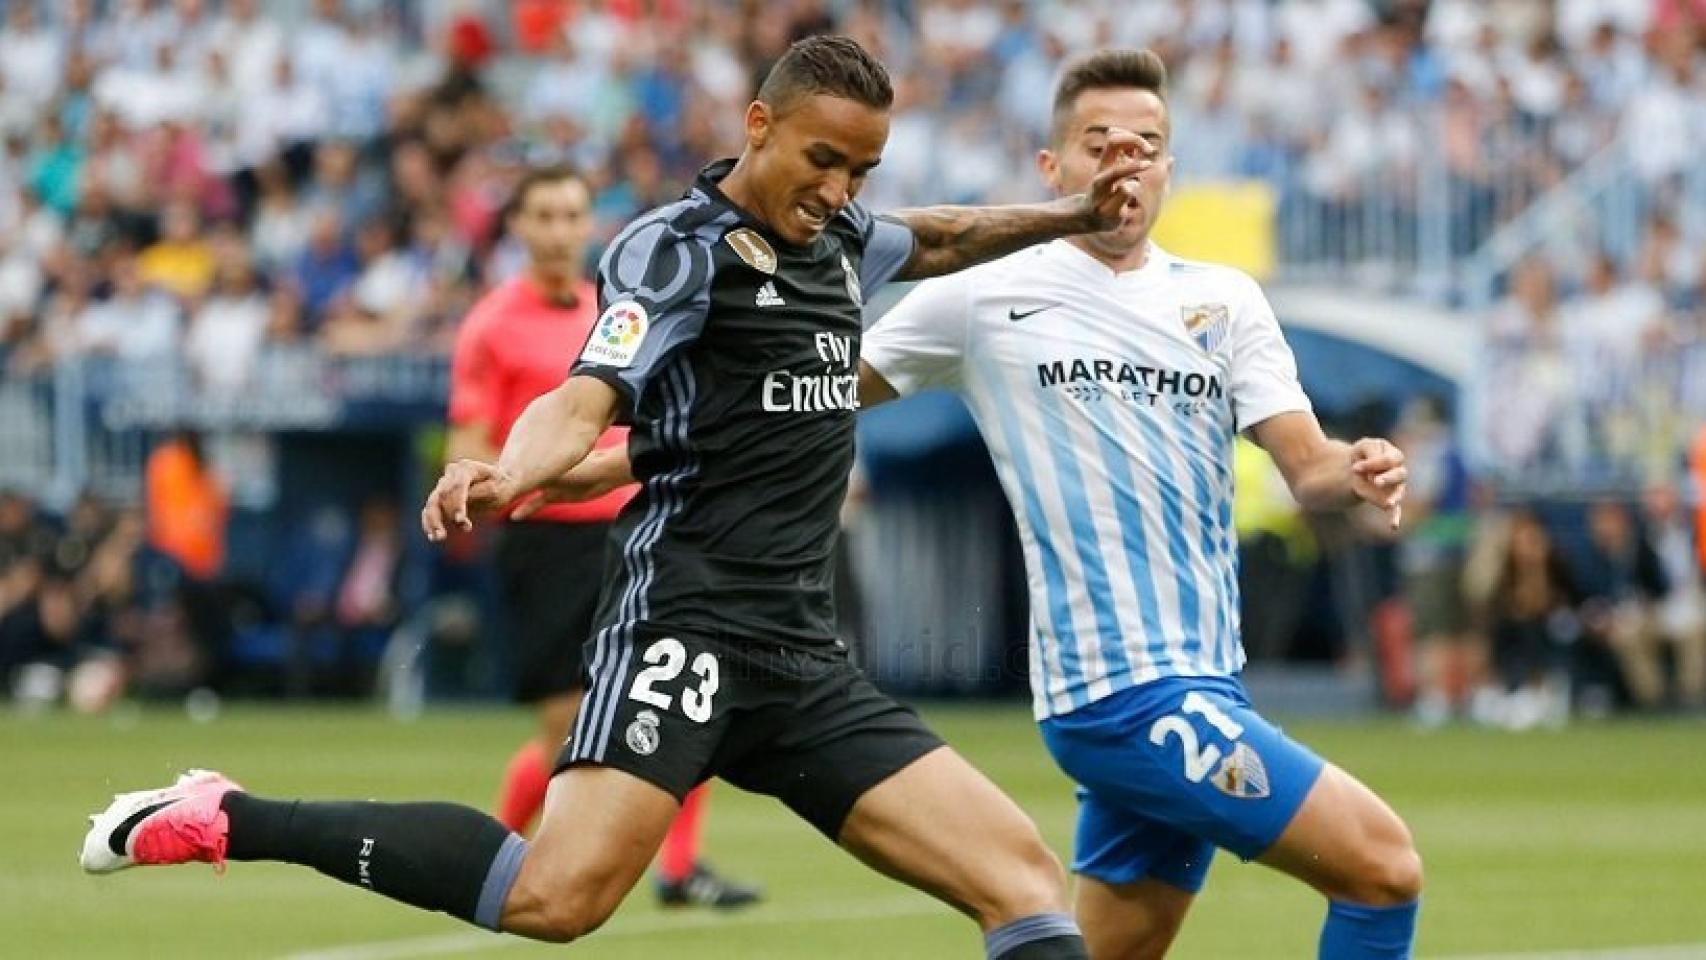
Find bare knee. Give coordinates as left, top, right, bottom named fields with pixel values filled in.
left=503, top=864, right=622, bottom=942
left=978, top=831, right=1069, bottom=926
left=1341, top=832, right=1423, bottom=907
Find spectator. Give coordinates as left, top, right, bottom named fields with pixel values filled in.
left=76, top=252, right=181, bottom=360
left=27, top=114, right=82, bottom=217
left=138, top=199, right=215, bottom=300
left=185, top=246, right=269, bottom=394
left=1639, top=485, right=1706, bottom=710
left=291, top=206, right=360, bottom=330
left=321, top=217, right=416, bottom=355
left=1578, top=500, right=1671, bottom=710
left=1398, top=396, right=1481, bottom=727
left=1481, top=511, right=1580, bottom=729
left=0, top=2, right=64, bottom=108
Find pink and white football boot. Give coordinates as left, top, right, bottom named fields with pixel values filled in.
left=80, top=769, right=242, bottom=874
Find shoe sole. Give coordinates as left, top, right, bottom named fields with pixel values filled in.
left=79, top=769, right=231, bottom=875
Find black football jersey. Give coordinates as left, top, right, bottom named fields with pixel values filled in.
left=571, top=159, right=915, bottom=654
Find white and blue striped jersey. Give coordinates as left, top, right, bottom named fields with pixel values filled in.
left=863, top=241, right=1312, bottom=718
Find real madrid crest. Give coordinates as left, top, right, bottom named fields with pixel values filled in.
left=726, top=228, right=777, bottom=275
left=626, top=709, right=662, bottom=756
left=840, top=253, right=863, bottom=306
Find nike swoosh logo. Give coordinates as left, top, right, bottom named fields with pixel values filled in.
left=1008, top=305, right=1055, bottom=322
left=109, top=800, right=175, bottom=856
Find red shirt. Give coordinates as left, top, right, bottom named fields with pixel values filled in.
left=449, top=276, right=634, bottom=524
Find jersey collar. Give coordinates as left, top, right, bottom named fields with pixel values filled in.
left=694, top=158, right=831, bottom=258
left=1050, top=239, right=1174, bottom=282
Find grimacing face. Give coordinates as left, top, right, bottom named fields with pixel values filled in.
left=510, top=177, right=594, bottom=277
left=1040, top=87, right=1172, bottom=261
left=743, top=93, right=889, bottom=246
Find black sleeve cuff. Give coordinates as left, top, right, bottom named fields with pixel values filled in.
left=570, top=365, right=637, bottom=426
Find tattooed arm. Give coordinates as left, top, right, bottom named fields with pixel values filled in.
left=890, top=130, right=1150, bottom=281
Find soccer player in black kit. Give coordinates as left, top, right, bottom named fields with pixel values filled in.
left=82, top=37, right=1149, bottom=959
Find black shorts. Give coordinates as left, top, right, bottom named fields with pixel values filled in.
left=495, top=521, right=611, bottom=703
left=555, top=628, right=945, bottom=839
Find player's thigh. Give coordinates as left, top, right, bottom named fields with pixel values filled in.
left=1042, top=680, right=1324, bottom=864
left=838, top=746, right=1067, bottom=926
left=720, top=661, right=1060, bottom=925
left=1067, top=787, right=1209, bottom=957
left=1076, top=875, right=1195, bottom=960
left=502, top=763, right=680, bottom=938
left=1257, top=762, right=1421, bottom=906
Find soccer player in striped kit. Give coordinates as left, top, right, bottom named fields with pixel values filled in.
left=861, top=49, right=1423, bottom=960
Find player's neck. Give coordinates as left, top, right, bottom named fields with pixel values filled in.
left=1068, top=236, right=1152, bottom=275
left=527, top=265, right=581, bottom=307
left=715, top=157, right=779, bottom=237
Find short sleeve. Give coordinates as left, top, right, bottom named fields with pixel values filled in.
left=572, top=217, right=714, bottom=422
left=447, top=306, right=496, bottom=427
left=1228, top=275, right=1312, bottom=432
left=851, top=203, right=915, bottom=293
left=862, top=270, right=971, bottom=395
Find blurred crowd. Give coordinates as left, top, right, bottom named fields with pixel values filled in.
left=1479, top=216, right=1706, bottom=490
left=0, top=0, right=1701, bottom=382
left=4, top=0, right=1706, bottom=716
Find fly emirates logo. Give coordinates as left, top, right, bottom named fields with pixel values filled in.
left=761, top=332, right=860, bottom=413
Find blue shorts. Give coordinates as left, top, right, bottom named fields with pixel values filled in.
left=1040, top=675, right=1324, bottom=894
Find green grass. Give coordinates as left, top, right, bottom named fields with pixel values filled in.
left=4, top=703, right=1705, bottom=958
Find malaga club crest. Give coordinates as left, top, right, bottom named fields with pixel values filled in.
left=1181, top=303, right=1230, bottom=355
left=582, top=300, right=649, bottom=368
left=1210, top=742, right=1270, bottom=800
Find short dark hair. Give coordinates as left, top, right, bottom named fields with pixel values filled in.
left=1051, top=48, right=1169, bottom=145
left=757, top=35, right=893, bottom=116
left=507, top=164, right=585, bottom=217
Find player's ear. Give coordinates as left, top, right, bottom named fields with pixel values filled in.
left=1036, top=147, right=1060, bottom=192
left=746, top=100, right=773, bottom=149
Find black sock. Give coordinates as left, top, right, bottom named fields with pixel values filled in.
left=986, top=914, right=1089, bottom=960
left=222, top=793, right=520, bottom=928
left=993, top=936, right=1090, bottom=960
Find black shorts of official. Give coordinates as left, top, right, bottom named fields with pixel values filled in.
left=495, top=520, right=610, bottom=704
left=555, top=628, right=945, bottom=840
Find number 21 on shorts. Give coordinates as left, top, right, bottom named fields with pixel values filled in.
left=1149, top=691, right=1245, bottom=783
left=629, top=638, right=720, bottom=723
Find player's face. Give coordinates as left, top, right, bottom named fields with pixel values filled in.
left=745, top=94, right=888, bottom=246
left=510, top=178, right=594, bottom=278
left=1039, top=88, right=1172, bottom=260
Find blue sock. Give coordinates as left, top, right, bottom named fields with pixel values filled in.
left=1319, top=899, right=1420, bottom=959
left=985, top=913, right=1087, bottom=959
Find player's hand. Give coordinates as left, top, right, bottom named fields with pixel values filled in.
left=420, top=459, right=518, bottom=542
left=1081, top=126, right=1155, bottom=230
left=1349, top=437, right=1407, bottom=531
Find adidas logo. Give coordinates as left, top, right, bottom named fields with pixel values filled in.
left=755, top=281, right=785, bottom=308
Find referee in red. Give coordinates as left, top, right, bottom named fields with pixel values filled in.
left=447, top=165, right=758, bottom=908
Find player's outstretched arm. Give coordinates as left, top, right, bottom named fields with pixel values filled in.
left=421, top=376, right=619, bottom=540
left=1251, top=411, right=1408, bottom=531
left=889, top=130, right=1151, bottom=281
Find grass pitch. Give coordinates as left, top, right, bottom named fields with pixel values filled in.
left=5, top=703, right=1705, bottom=958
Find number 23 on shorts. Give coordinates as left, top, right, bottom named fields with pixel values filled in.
left=628, top=637, right=721, bottom=723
